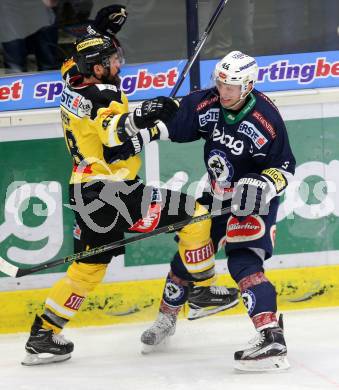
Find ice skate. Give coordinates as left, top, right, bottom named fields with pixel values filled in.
left=187, top=285, right=239, bottom=320
left=141, top=312, right=176, bottom=354
left=234, top=314, right=290, bottom=372
left=22, top=315, right=74, bottom=366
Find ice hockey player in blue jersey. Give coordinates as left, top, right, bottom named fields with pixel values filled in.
left=133, top=50, right=296, bottom=371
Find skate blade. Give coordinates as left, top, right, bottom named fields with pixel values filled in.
left=234, top=355, right=290, bottom=372
left=187, top=298, right=239, bottom=320
left=21, top=352, right=72, bottom=366
left=141, top=337, right=172, bottom=355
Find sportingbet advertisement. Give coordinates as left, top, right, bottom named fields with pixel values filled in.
left=1, top=51, right=339, bottom=111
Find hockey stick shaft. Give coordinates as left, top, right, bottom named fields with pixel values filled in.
left=0, top=206, right=231, bottom=278
left=0, top=1, right=230, bottom=279
left=170, top=0, right=230, bottom=97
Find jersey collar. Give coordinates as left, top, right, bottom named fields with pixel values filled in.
left=221, top=93, right=256, bottom=125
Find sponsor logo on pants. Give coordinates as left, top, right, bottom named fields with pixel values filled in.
left=226, top=215, right=265, bottom=242
left=185, top=241, right=214, bottom=263
left=64, top=293, right=85, bottom=310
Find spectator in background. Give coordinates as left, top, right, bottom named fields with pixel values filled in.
left=275, top=0, right=339, bottom=54
left=308, top=0, right=339, bottom=52
left=88, top=0, right=157, bottom=63
left=199, top=0, right=255, bottom=59
left=0, top=0, right=59, bottom=73
left=55, top=0, right=93, bottom=31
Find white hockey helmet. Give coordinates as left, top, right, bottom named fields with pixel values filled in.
left=214, top=51, right=258, bottom=98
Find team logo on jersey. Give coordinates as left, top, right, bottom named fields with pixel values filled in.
left=237, top=121, right=268, bottom=149
left=198, top=108, right=220, bottom=127
left=208, top=149, right=234, bottom=183
left=241, top=289, right=256, bottom=315
left=212, top=125, right=244, bottom=155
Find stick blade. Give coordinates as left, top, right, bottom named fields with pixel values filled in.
left=0, top=257, right=19, bottom=278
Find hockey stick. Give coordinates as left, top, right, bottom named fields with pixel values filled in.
left=170, top=0, right=230, bottom=97
left=0, top=1, right=230, bottom=279
left=0, top=206, right=231, bottom=278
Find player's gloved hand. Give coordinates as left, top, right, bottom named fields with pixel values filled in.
left=104, top=133, right=144, bottom=164
left=93, top=5, right=127, bottom=35
left=133, top=97, right=179, bottom=129
left=231, top=173, right=273, bottom=218
left=104, top=126, right=162, bottom=163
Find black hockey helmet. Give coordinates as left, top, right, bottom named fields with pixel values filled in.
left=74, top=33, right=122, bottom=77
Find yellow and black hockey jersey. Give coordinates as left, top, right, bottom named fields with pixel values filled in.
left=60, top=82, right=141, bottom=184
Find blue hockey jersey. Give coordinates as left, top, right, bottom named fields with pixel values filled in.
left=166, top=87, right=296, bottom=198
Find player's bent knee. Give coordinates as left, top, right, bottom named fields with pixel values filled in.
left=227, top=248, right=264, bottom=282
left=175, top=201, right=215, bottom=282
left=179, top=201, right=211, bottom=243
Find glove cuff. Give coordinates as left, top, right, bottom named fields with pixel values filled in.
left=138, top=121, right=169, bottom=146
left=261, top=168, right=288, bottom=195
left=124, top=112, right=142, bottom=137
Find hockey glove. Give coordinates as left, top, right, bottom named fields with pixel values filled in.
left=231, top=173, right=274, bottom=218
left=104, top=127, right=161, bottom=164
left=93, top=5, right=127, bottom=36
left=104, top=133, right=143, bottom=164
left=133, top=96, right=179, bottom=129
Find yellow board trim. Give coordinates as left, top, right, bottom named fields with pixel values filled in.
left=1, top=264, right=339, bottom=333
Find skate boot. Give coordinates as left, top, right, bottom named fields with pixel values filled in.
left=22, top=315, right=74, bottom=366
left=141, top=312, right=177, bottom=354
left=234, top=314, right=290, bottom=371
left=187, top=285, right=239, bottom=320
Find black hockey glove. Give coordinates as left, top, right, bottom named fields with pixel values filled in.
left=231, top=173, right=273, bottom=218
left=133, top=97, right=179, bottom=129
left=93, top=5, right=127, bottom=36
left=104, top=133, right=144, bottom=164
left=103, top=127, right=161, bottom=164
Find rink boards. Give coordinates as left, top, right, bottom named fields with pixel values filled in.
left=1, top=90, right=339, bottom=333
left=1, top=264, right=339, bottom=333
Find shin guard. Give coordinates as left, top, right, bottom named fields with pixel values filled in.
left=42, top=262, right=107, bottom=332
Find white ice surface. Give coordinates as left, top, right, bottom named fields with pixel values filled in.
left=1, top=307, right=339, bottom=390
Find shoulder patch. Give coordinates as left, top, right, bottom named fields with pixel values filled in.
left=60, top=88, right=93, bottom=118
left=251, top=110, right=276, bottom=139
left=78, top=84, right=123, bottom=119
